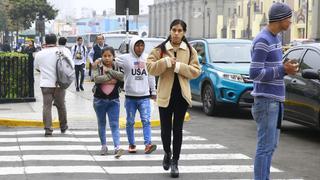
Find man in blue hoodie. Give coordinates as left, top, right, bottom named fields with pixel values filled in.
left=115, top=36, right=157, bottom=154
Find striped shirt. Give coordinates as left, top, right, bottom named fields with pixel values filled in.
left=249, top=28, right=286, bottom=102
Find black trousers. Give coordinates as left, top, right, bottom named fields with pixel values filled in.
left=75, top=63, right=85, bottom=88
left=159, top=93, right=189, bottom=161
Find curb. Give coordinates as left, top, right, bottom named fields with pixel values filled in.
left=0, top=112, right=190, bottom=129
left=0, top=118, right=60, bottom=128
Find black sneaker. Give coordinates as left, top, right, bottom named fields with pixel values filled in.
left=44, top=129, right=53, bottom=137
left=163, top=152, right=171, bottom=170
left=76, top=87, right=80, bottom=92
left=80, top=85, right=84, bottom=91
left=61, top=126, right=68, bottom=134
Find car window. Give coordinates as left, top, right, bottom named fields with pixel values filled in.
left=66, top=36, right=77, bottom=43
left=196, top=42, right=206, bottom=62
left=105, top=37, right=128, bottom=50
left=208, top=43, right=251, bottom=63
left=300, top=49, right=320, bottom=70
left=283, top=49, right=304, bottom=62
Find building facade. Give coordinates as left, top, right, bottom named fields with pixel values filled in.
left=148, top=0, right=319, bottom=43
left=149, top=0, right=237, bottom=38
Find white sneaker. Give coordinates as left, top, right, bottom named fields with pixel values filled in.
left=100, top=146, right=108, bottom=155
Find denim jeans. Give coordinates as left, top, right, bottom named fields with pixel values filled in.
left=251, top=96, right=283, bottom=180
left=93, top=97, right=120, bottom=149
left=125, top=97, right=151, bottom=145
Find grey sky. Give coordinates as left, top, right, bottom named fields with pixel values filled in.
left=48, top=0, right=154, bottom=19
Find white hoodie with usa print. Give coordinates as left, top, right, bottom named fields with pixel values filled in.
left=115, top=36, right=156, bottom=97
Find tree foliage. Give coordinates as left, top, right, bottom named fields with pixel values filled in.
left=0, top=0, right=58, bottom=32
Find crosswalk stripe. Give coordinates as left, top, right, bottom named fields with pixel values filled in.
left=0, top=155, right=94, bottom=161
left=0, top=136, right=206, bottom=142
left=0, top=144, right=227, bottom=151
left=0, top=166, right=105, bottom=175
left=102, top=165, right=283, bottom=174
left=93, top=154, right=251, bottom=161
left=0, top=167, right=24, bottom=175
left=0, top=129, right=297, bottom=178
left=0, top=153, right=250, bottom=162
left=0, top=129, right=190, bottom=136
left=0, top=165, right=282, bottom=175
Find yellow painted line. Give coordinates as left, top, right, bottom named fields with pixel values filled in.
left=0, top=112, right=190, bottom=129
left=119, top=112, right=190, bottom=129
left=0, top=118, right=60, bottom=128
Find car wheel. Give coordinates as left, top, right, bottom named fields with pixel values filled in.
left=202, top=84, right=216, bottom=116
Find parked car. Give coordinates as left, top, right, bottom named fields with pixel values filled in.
left=283, top=43, right=320, bottom=129
left=103, top=34, right=134, bottom=52
left=189, top=39, right=254, bottom=115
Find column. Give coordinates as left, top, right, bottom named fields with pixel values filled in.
left=311, top=0, right=320, bottom=40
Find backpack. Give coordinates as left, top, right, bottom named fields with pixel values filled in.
left=73, top=45, right=86, bottom=59
left=56, top=50, right=75, bottom=89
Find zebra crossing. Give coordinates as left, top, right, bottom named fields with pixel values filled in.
left=0, top=128, right=302, bottom=180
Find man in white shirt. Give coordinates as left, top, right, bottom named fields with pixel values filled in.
left=71, top=36, right=87, bottom=91
left=34, top=34, right=74, bottom=136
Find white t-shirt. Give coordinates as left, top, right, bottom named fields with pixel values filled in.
left=34, top=46, right=73, bottom=87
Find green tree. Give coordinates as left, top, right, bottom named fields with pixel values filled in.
left=0, top=0, right=58, bottom=44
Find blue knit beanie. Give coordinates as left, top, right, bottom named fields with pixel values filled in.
left=268, top=2, right=292, bottom=22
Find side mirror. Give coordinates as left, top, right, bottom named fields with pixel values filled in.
left=302, top=69, right=320, bottom=80
left=198, top=55, right=206, bottom=64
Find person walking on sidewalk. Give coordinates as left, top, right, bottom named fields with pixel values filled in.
left=92, top=46, right=124, bottom=158
left=88, top=35, right=108, bottom=81
left=146, top=19, right=200, bottom=178
left=115, top=36, right=157, bottom=154
left=71, top=36, right=87, bottom=91
left=249, top=3, right=298, bottom=180
left=34, top=34, right=74, bottom=136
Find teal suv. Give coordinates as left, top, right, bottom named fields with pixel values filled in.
left=190, top=39, right=254, bottom=115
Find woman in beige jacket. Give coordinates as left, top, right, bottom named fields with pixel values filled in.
left=146, top=19, right=201, bottom=178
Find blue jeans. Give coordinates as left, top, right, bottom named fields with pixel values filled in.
left=251, top=97, right=283, bottom=180
left=93, top=97, right=120, bottom=148
left=125, top=97, right=151, bottom=145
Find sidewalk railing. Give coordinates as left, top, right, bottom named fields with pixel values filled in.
left=0, top=55, right=35, bottom=103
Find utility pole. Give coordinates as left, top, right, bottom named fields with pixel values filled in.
left=311, top=0, right=320, bottom=41
left=202, top=0, right=207, bottom=37
left=305, top=0, right=309, bottom=39
left=207, top=8, right=211, bottom=38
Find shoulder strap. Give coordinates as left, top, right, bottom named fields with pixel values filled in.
left=82, top=46, right=86, bottom=56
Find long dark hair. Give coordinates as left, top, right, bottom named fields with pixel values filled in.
left=101, top=46, right=115, bottom=57
left=157, top=19, right=192, bottom=58
left=100, top=46, right=115, bottom=71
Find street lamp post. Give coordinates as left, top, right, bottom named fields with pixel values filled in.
left=247, top=0, right=251, bottom=39
left=203, top=0, right=207, bottom=37
left=207, top=8, right=211, bottom=38
left=305, top=0, right=309, bottom=39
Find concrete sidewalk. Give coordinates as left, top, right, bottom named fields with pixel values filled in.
left=0, top=72, right=189, bottom=129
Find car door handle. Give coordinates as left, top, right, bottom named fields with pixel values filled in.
left=291, top=79, right=297, bottom=84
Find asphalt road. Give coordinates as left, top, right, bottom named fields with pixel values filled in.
left=186, top=102, right=320, bottom=180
